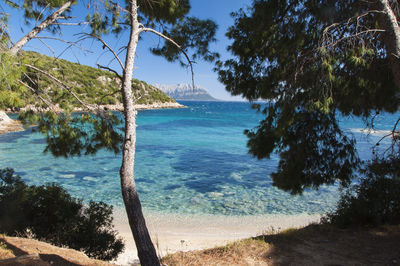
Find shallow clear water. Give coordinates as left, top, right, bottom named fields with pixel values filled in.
left=0, top=101, right=395, bottom=215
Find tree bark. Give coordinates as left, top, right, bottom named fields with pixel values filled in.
left=119, top=1, right=159, bottom=265
left=9, top=0, right=74, bottom=55
left=377, top=0, right=400, bottom=90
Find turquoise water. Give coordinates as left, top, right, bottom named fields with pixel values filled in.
left=0, top=101, right=395, bottom=215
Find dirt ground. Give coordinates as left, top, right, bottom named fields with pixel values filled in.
left=0, top=235, right=112, bottom=266
left=1, top=224, right=400, bottom=266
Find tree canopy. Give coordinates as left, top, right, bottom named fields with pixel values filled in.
left=216, top=0, right=400, bottom=194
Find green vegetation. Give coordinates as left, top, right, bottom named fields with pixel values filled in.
left=217, top=0, right=399, bottom=194
left=3, top=51, right=175, bottom=157
left=323, top=157, right=400, bottom=227
left=217, top=0, right=400, bottom=228
left=0, top=168, right=124, bottom=261
left=15, top=50, right=175, bottom=110
left=0, top=40, right=26, bottom=110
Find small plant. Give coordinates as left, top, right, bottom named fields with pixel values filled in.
left=0, top=241, right=6, bottom=250
left=0, top=168, right=124, bottom=261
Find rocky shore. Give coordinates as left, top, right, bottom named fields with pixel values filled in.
left=100, top=101, right=185, bottom=111
left=0, top=111, right=23, bottom=134
left=0, top=102, right=185, bottom=135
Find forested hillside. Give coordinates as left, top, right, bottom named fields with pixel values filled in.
left=3, top=51, right=175, bottom=111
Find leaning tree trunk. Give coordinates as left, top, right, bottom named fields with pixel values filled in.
left=9, top=0, right=74, bottom=55
left=377, top=0, right=400, bottom=90
left=119, top=1, right=159, bottom=265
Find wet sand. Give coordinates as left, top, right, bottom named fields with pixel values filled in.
left=112, top=209, right=320, bottom=265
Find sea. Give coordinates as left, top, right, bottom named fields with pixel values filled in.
left=0, top=101, right=396, bottom=216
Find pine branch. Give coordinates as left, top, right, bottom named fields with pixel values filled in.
left=97, top=64, right=123, bottom=81
left=78, top=33, right=124, bottom=70
left=23, top=63, right=95, bottom=111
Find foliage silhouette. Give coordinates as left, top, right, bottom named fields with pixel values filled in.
left=323, top=157, right=400, bottom=227
left=216, top=0, right=400, bottom=194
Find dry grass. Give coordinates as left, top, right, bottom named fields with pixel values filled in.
left=162, top=224, right=400, bottom=266
left=0, top=236, right=14, bottom=260
left=162, top=238, right=271, bottom=266
left=0, top=235, right=113, bottom=265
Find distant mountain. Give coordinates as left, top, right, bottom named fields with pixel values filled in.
left=154, top=83, right=218, bottom=101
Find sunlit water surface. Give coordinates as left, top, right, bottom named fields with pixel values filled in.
left=0, top=101, right=395, bottom=216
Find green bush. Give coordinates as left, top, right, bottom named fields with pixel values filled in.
left=0, top=168, right=124, bottom=261
left=323, top=157, right=400, bottom=227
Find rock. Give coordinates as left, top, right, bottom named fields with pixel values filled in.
left=0, top=111, right=11, bottom=123
left=0, top=111, right=24, bottom=134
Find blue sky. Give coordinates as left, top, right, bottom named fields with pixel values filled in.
left=4, top=0, right=253, bottom=101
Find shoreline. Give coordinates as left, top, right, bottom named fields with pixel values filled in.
left=0, top=111, right=24, bottom=134
left=98, top=101, right=185, bottom=111
left=112, top=209, right=321, bottom=265
left=0, top=101, right=185, bottom=135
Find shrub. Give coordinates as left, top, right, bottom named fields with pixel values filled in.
left=0, top=168, right=124, bottom=261
left=323, top=157, right=400, bottom=227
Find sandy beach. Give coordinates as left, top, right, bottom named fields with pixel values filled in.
left=112, top=209, right=321, bottom=265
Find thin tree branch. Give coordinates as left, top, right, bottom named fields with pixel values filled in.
left=139, top=26, right=195, bottom=90
left=23, top=64, right=115, bottom=122
left=78, top=33, right=125, bottom=70
left=23, top=63, right=95, bottom=111
left=374, top=115, right=400, bottom=149
left=51, top=22, right=89, bottom=26
left=33, top=36, right=90, bottom=52
left=36, top=37, right=56, bottom=57
left=323, top=10, right=385, bottom=34
left=320, top=9, right=387, bottom=51
left=34, top=4, right=50, bottom=26
left=99, top=89, right=121, bottom=105
left=321, top=29, right=385, bottom=48
left=97, top=64, right=123, bottom=81
left=19, top=79, right=57, bottom=112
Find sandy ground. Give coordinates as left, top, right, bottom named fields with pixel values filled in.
left=112, top=209, right=320, bottom=265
